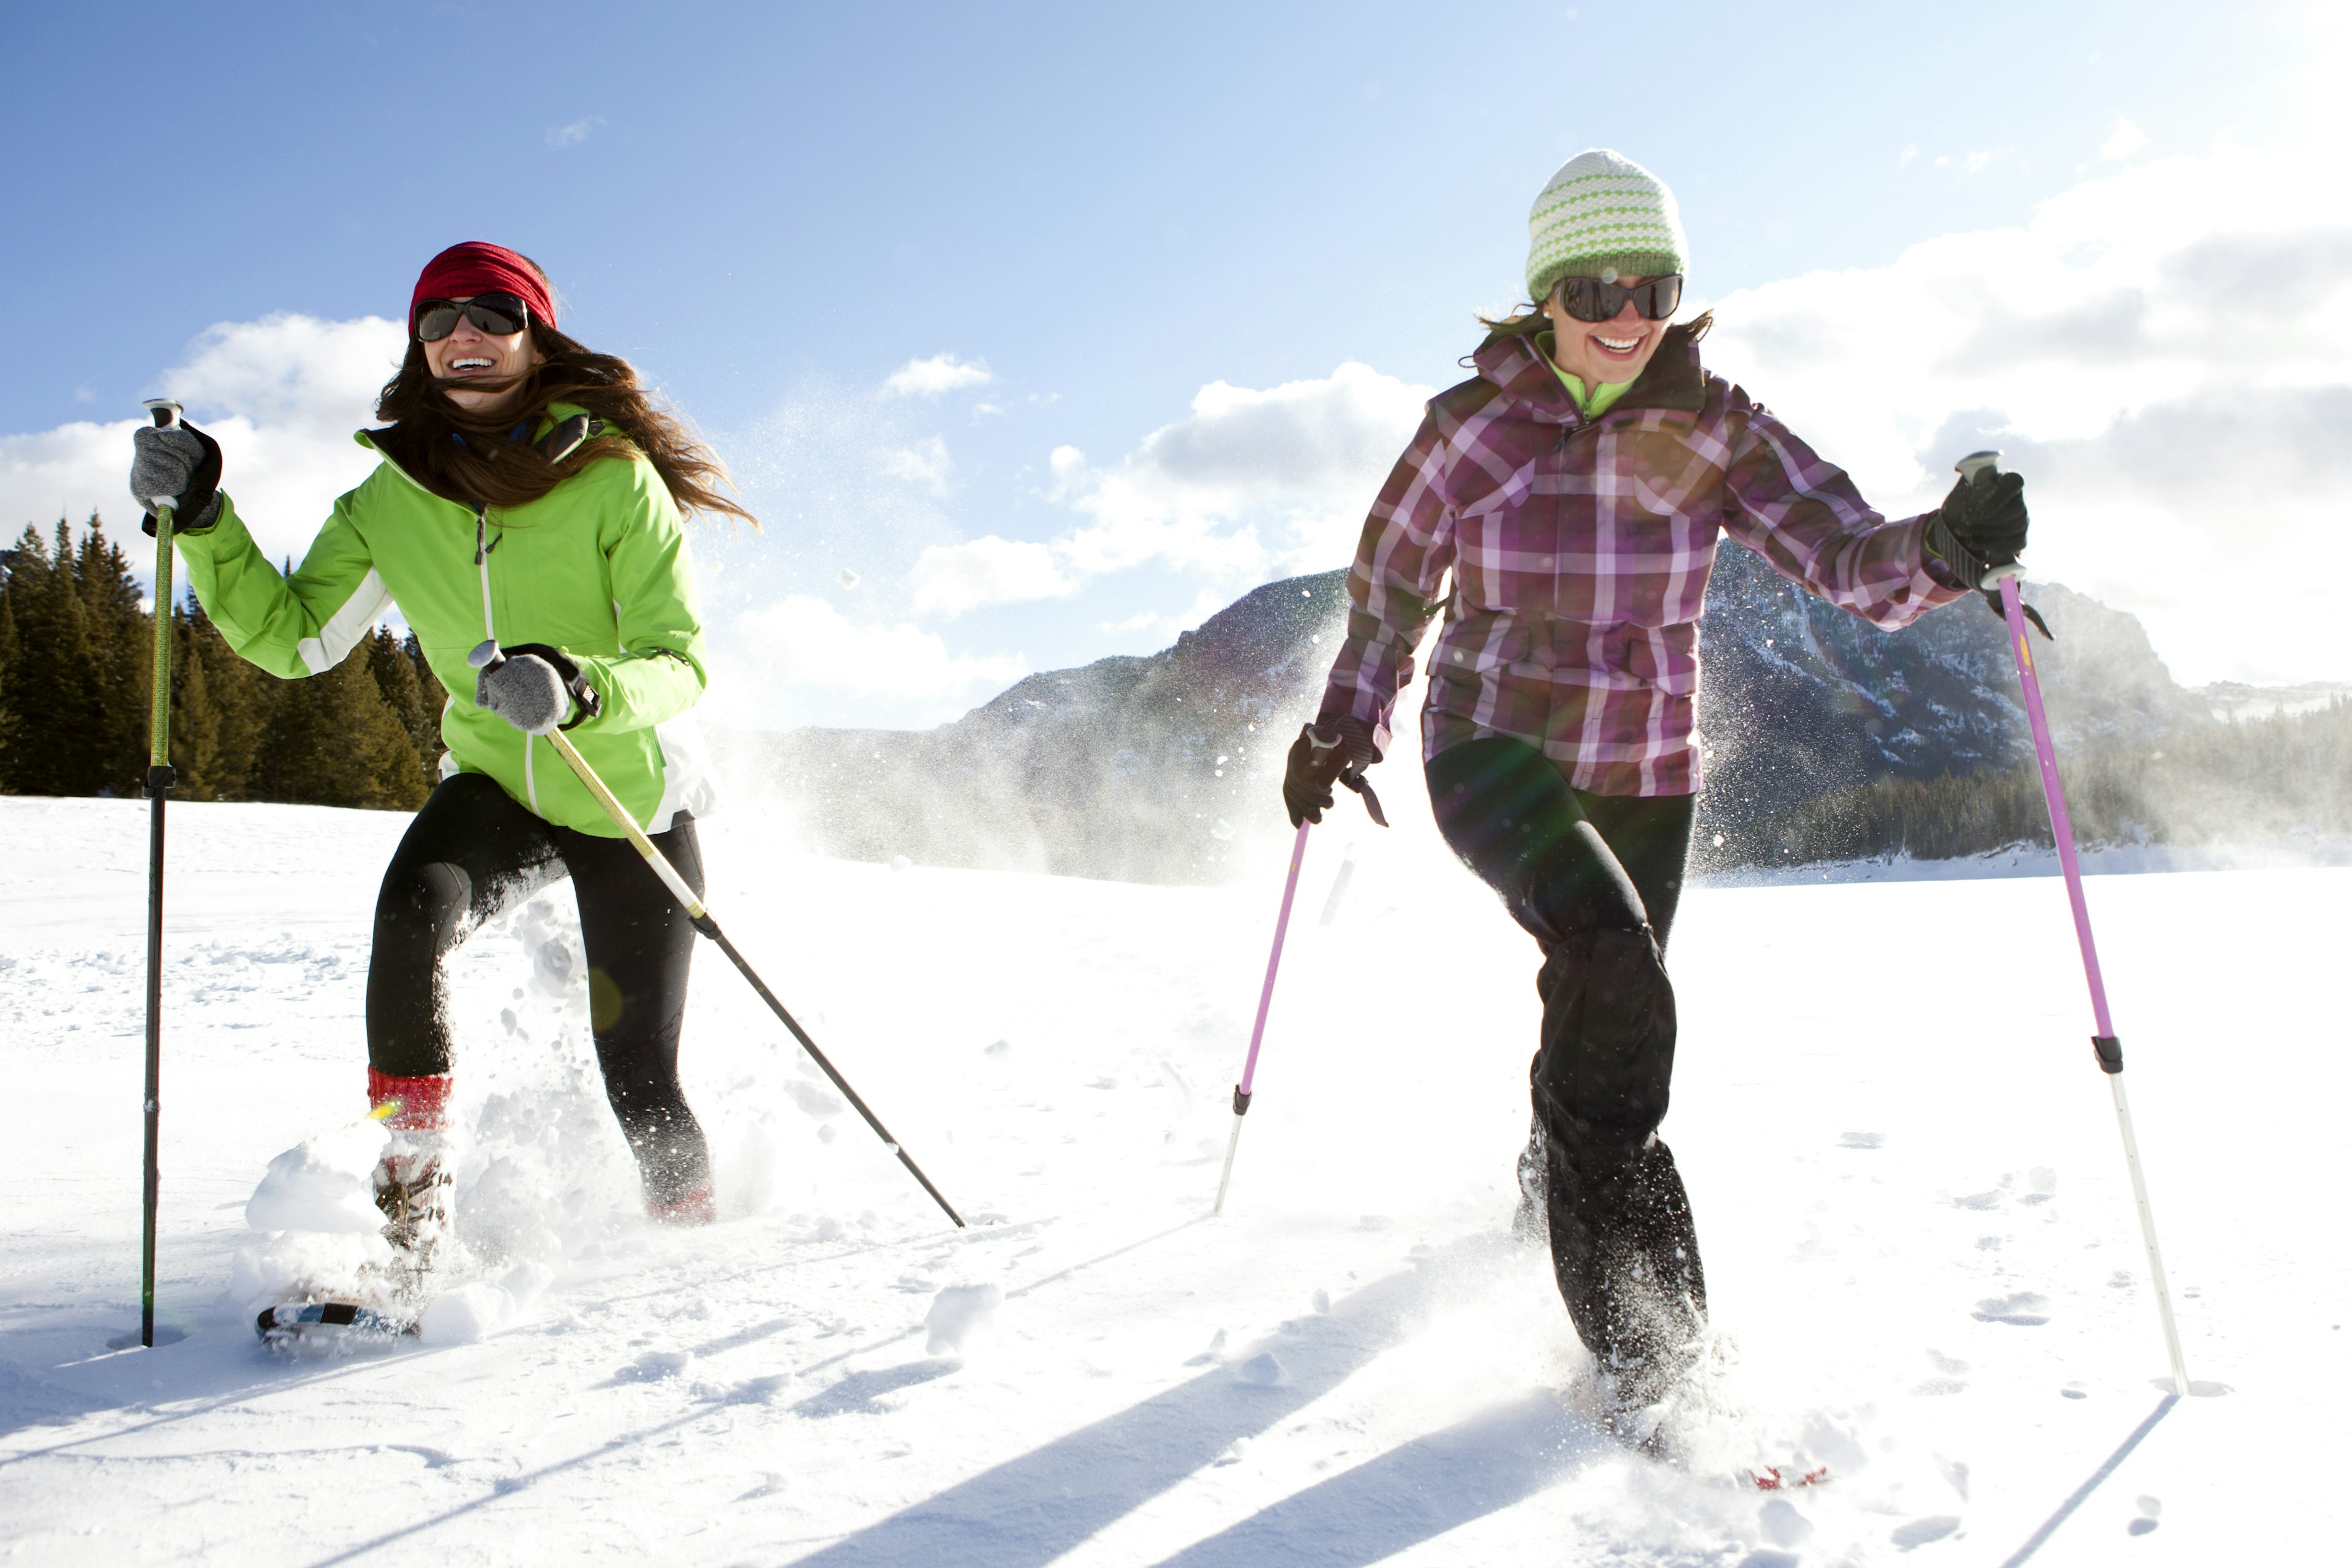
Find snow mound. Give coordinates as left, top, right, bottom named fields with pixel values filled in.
left=1232, top=1351, right=1288, bottom=1386
left=923, top=1283, right=1002, bottom=1356
left=418, top=1265, right=553, bottom=1346
left=244, top=1120, right=389, bottom=1234
left=419, top=1283, right=514, bottom=1346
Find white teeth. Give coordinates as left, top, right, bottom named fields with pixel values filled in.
left=1596, top=337, right=1638, bottom=351
left=452, top=358, right=492, bottom=370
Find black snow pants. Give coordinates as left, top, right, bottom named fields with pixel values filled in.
left=367, top=772, right=712, bottom=1205
left=1426, top=736, right=1704, bottom=1398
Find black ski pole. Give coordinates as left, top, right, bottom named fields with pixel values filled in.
left=137, top=397, right=183, bottom=1348
left=467, top=642, right=964, bottom=1228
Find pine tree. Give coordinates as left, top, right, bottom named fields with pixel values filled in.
left=405, top=631, right=449, bottom=741
left=249, top=638, right=431, bottom=810
left=75, top=513, right=151, bottom=794
left=168, top=605, right=224, bottom=798
left=0, top=556, right=20, bottom=776
left=182, top=597, right=272, bottom=799
left=367, top=625, right=440, bottom=793
left=2, top=522, right=107, bottom=796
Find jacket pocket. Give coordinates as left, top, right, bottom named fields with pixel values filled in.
left=1618, top=622, right=1699, bottom=695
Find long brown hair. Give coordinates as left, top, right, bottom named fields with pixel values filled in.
left=372, top=297, right=756, bottom=527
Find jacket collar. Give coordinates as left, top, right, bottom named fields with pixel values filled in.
left=1472, top=323, right=1706, bottom=420
left=355, top=401, right=590, bottom=495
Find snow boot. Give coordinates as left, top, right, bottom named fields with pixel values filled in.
left=647, top=1182, right=716, bottom=1226
left=368, top=1068, right=452, bottom=1277
left=1529, top=924, right=1709, bottom=1439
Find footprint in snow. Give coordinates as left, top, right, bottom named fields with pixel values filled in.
left=1839, top=1131, right=1887, bottom=1149
left=1953, top=1190, right=2004, bottom=1211
left=924, top=1283, right=1002, bottom=1356
left=2130, top=1494, right=2161, bottom=1535
left=1757, top=1498, right=1814, bottom=1547
left=1973, top=1292, right=2052, bottom=1325
left=1891, top=1515, right=1962, bottom=1550
left=616, top=1349, right=693, bottom=1381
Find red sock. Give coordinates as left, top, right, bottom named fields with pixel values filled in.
left=647, top=1184, right=715, bottom=1226
left=367, top=1068, right=451, bottom=1133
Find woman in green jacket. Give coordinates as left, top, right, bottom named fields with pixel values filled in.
left=128, top=242, right=755, bottom=1259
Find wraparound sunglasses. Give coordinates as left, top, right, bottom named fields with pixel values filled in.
left=413, top=293, right=530, bottom=342
left=1554, top=274, right=1683, bottom=323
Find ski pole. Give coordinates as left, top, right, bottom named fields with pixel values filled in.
left=1212, top=821, right=1310, bottom=1216
left=1960, top=449, right=2192, bottom=1397
left=137, top=397, right=182, bottom=1350
left=1212, top=728, right=1386, bottom=1216
left=467, top=643, right=963, bottom=1229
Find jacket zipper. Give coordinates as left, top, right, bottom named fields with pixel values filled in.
left=472, top=504, right=538, bottom=814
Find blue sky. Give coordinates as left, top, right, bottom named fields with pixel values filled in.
left=4, top=0, right=2345, bottom=723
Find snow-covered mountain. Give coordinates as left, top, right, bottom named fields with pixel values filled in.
left=726, top=544, right=2214, bottom=882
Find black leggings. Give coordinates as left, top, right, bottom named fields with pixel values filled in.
left=1424, top=739, right=1695, bottom=957
left=1427, top=737, right=1705, bottom=1387
left=367, top=772, right=710, bottom=1204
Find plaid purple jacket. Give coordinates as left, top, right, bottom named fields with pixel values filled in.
left=1317, top=325, right=1967, bottom=796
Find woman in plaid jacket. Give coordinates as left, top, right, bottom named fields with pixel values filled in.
left=1283, top=149, right=2029, bottom=1442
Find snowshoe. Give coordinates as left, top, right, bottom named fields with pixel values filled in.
left=255, top=1299, right=418, bottom=1348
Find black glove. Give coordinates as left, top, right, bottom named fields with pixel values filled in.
left=475, top=643, right=600, bottom=736
left=1924, top=467, right=2028, bottom=590
left=129, top=420, right=224, bottom=536
left=1281, top=716, right=1387, bottom=828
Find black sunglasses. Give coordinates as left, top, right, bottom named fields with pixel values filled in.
left=413, top=293, right=530, bottom=342
left=1553, top=274, right=1683, bottom=323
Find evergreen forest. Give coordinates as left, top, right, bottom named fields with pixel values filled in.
left=0, top=514, right=445, bottom=810
left=1724, top=697, right=2352, bottom=869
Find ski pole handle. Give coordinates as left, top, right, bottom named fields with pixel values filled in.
left=1954, top=448, right=2024, bottom=590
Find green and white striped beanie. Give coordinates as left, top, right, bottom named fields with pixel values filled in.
left=1525, top=148, right=1689, bottom=302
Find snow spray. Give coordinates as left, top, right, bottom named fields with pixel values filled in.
left=467, top=639, right=965, bottom=1229
left=1964, top=450, right=2193, bottom=1397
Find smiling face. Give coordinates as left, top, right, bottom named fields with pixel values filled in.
left=420, top=299, right=543, bottom=414
left=1542, top=276, right=1675, bottom=390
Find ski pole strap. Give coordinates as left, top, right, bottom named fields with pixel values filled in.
left=1981, top=586, right=2053, bottom=641
left=1338, top=768, right=1388, bottom=827
left=2092, top=1034, right=2124, bottom=1074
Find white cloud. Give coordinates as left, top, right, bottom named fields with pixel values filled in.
left=546, top=116, right=603, bottom=151
left=884, top=353, right=994, bottom=398
left=1700, top=41, right=2352, bottom=684
left=907, top=535, right=1075, bottom=617
left=1049, top=361, right=1431, bottom=584
left=2101, top=116, right=2149, bottom=161
left=881, top=434, right=954, bottom=497
left=703, top=594, right=1027, bottom=726
left=1, top=312, right=402, bottom=569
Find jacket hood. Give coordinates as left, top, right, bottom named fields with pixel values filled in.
left=1471, top=322, right=1706, bottom=419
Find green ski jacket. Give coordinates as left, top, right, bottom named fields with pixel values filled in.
left=176, top=405, right=717, bottom=837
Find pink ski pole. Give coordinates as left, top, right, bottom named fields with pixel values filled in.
left=1960, top=450, right=2192, bottom=1397
left=1212, top=821, right=1311, bottom=1215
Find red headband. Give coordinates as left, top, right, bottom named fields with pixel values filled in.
left=409, top=242, right=556, bottom=334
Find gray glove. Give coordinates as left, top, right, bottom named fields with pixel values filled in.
left=129, top=423, right=224, bottom=534
left=475, top=653, right=574, bottom=736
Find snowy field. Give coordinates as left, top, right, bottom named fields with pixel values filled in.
left=2, top=785, right=2345, bottom=1566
